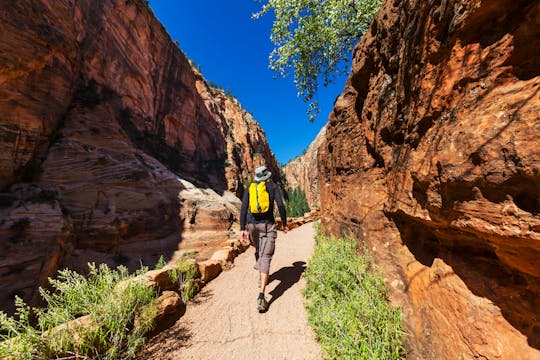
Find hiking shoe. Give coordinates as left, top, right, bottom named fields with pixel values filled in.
left=257, top=297, right=268, bottom=312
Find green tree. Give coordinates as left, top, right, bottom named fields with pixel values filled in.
left=285, top=187, right=310, bottom=217
left=253, top=0, right=382, bottom=121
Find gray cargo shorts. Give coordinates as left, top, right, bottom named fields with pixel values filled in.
left=247, top=223, right=277, bottom=275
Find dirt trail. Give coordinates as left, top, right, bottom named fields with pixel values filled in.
left=140, top=222, right=321, bottom=360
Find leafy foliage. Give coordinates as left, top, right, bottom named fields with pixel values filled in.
left=170, top=259, right=199, bottom=303
left=253, top=0, right=382, bottom=121
left=285, top=187, right=310, bottom=217
left=0, top=264, right=158, bottom=359
left=154, top=255, right=168, bottom=270
left=303, top=230, right=406, bottom=359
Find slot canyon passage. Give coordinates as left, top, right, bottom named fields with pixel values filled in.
left=1, top=0, right=539, bottom=359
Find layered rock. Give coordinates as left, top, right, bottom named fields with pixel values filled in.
left=174, top=179, right=242, bottom=262
left=0, top=0, right=279, bottom=312
left=194, top=73, right=282, bottom=197
left=319, top=0, right=540, bottom=358
left=282, top=125, right=326, bottom=208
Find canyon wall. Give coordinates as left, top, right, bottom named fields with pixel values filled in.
left=193, top=70, right=282, bottom=197
left=319, top=0, right=539, bottom=358
left=0, top=0, right=279, bottom=312
left=282, top=125, right=326, bottom=209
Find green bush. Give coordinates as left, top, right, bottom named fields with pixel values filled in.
left=0, top=263, right=158, bottom=359
left=153, top=256, right=167, bottom=270
left=303, top=231, right=406, bottom=359
left=285, top=187, right=310, bottom=218
left=153, top=256, right=197, bottom=302
left=170, top=259, right=198, bottom=303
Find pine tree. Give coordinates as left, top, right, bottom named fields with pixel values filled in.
left=285, top=187, right=310, bottom=217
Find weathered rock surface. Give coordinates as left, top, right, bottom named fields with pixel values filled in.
left=282, top=125, right=326, bottom=208
left=143, top=291, right=186, bottom=338
left=174, top=179, right=241, bottom=262
left=0, top=0, right=279, bottom=312
left=197, top=260, right=222, bottom=283
left=319, top=0, right=540, bottom=358
left=194, top=72, right=283, bottom=197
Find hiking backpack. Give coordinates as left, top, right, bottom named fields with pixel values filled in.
left=249, top=181, right=270, bottom=214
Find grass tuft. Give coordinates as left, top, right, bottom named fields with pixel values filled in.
left=303, top=231, right=407, bottom=359
left=170, top=259, right=199, bottom=303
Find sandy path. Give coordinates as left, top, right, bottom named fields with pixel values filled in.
left=140, top=222, right=321, bottom=360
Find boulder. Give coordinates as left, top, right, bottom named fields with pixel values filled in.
left=141, top=291, right=185, bottom=338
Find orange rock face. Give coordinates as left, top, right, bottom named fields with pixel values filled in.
left=194, top=72, right=282, bottom=197
left=319, top=0, right=540, bottom=358
left=0, top=0, right=279, bottom=312
left=282, top=125, right=326, bottom=208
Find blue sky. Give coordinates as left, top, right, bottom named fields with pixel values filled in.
left=150, top=0, right=349, bottom=164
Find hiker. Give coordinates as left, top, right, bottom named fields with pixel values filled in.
left=239, top=165, right=288, bottom=312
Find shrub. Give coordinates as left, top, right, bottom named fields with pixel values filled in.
left=303, top=231, right=406, bottom=359
left=0, top=263, right=158, bottom=359
left=154, top=256, right=167, bottom=270
left=170, top=259, right=198, bottom=303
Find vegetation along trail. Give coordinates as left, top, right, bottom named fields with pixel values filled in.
left=140, top=222, right=321, bottom=359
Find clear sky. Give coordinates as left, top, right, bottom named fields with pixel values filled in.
left=149, top=0, right=349, bottom=165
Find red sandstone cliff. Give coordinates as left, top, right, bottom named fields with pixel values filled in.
left=282, top=125, right=326, bottom=209
left=0, top=0, right=279, bottom=312
left=319, top=0, right=539, bottom=358
left=193, top=70, right=282, bottom=196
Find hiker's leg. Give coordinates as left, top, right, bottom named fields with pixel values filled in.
left=258, top=224, right=277, bottom=290
left=260, top=272, right=268, bottom=293
left=247, top=224, right=260, bottom=268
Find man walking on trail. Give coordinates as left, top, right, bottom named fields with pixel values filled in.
left=239, top=165, right=288, bottom=312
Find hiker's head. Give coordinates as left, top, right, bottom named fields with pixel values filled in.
left=254, top=166, right=272, bottom=182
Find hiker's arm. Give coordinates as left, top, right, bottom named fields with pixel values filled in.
left=240, top=189, right=249, bottom=231
left=274, top=185, right=288, bottom=231
left=239, top=189, right=250, bottom=242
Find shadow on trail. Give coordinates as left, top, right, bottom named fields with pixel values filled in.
left=268, top=261, right=306, bottom=305
left=137, top=290, right=215, bottom=358
left=190, top=288, right=214, bottom=305
left=138, top=324, right=192, bottom=359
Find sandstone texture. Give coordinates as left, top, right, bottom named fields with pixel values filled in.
left=0, top=0, right=279, bottom=312
left=318, top=0, right=540, bottom=358
left=144, top=290, right=186, bottom=338
left=194, top=71, right=282, bottom=197
left=282, top=125, right=326, bottom=208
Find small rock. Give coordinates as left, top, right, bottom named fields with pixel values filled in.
left=211, top=249, right=234, bottom=263
left=198, top=260, right=222, bottom=282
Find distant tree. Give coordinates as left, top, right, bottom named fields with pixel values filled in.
left=253, top=0, right=382, bottom=121
left=285, top=187, right=310, bottom=217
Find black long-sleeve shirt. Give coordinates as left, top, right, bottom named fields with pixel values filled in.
left=240, top=180, right=287, bottom=230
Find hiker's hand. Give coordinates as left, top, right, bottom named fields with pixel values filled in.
left=239, top=230, right=249, bottom=245
left=282, top=226, right=289, bottom=234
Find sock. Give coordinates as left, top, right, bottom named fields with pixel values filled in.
left=258, top=292, right=264, bottom=299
